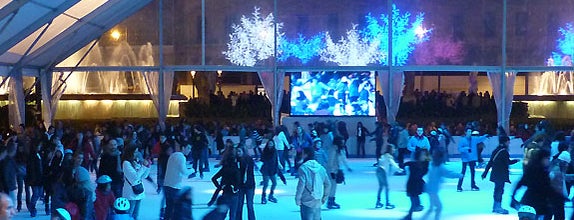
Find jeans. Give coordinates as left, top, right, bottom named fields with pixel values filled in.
left=237, top=188, right=255, bottom=220
left=262, top=175, right=277, bottom=196
left=277, top=150, right=289, bottom=172
left=16, top=168, right=29, bottom=209
left=457, top=161, right=477, bottom=189
left=27, top=186, right=43, bottom=213
left=356, top=138, right=366, bottom=157
left=397, top=148, right=410, bottom=168
left=201, top=148, right=210, bottom=171
left=129, top=199, right=142, bottom=220
left=222, top=191, right=239, bottom=220
left=192, top=150, right=204, bottom=175
left=300, top=205, right=321, bottom=220
left=163, top=186, right=179, bottom=220
left=493, top=181, right=504, bottom=202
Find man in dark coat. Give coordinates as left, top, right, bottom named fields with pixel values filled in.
left=482, top=136, right=520, bottom=214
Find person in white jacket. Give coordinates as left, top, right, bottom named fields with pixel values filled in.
left=122, top=146, right=150, bottom=220
left=273, top=125, right=291, bottom=173
left=163, top=144, right=193, bottom=220
left=295, top=147, right=331, bottom=220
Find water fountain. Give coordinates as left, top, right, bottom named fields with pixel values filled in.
left=61, top=41, right=152, bottom=94
left=532, top=55, right=574, bottom=95
left=52, top=41, right=183, bottom=120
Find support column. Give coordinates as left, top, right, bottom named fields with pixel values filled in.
left=8, top=70, right=25, bottom=130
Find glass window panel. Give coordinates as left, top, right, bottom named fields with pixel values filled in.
left=397, top=0, right=503, bottom=66
left=206, top=0, right=273, bottom=66
left=162, top=0, right=201, bottom=65
left=507, top=0, right=574, bottom=66
left=278, top=0, right=389, bottom=67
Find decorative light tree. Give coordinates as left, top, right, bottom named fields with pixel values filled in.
left=278, top=33, right=324, bottom=64
left=363, top=4, right=430, bottom=66
left=319, top=25, right=382, bottom=66
left=223, top=7, right=284, bottom=66
left=552, top=23, right=574, bottom=66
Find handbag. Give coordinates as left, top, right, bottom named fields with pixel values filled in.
left=125, top=164, right=144, bottom=195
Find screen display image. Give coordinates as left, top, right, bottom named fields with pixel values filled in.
left=290, top=71, right=376, bottom=116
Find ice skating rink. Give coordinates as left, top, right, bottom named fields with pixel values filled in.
left=15, top=157, right=571, bottom=220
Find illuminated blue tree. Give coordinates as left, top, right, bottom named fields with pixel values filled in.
left=278, top=34, right=324, bottom=64
left=363, top=4, right=430, bottom=66
left=553, top=23, right=574, bottom=66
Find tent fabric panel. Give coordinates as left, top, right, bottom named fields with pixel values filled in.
left=0, top=0, right=78, bottom=57
left=26, top=0, right=154, bottom=67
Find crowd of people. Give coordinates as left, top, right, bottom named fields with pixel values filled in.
left=0, top=118, right=573, bottom=220
left=182, top=88, right=510, bottom=122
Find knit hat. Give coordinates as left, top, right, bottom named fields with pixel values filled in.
left=558, top=151, right=571, bottom=164
left=64, top=149, right=74, bottom=155
left=75, top=167, right=91, bottom=182
left=471, top=131, right=480, bottom=135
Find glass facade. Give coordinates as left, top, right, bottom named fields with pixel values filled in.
left=53, top=0, right=574, bottom=76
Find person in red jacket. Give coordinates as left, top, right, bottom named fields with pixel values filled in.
left=94, top=175, right=116, bottom=220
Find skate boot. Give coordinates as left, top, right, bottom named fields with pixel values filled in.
left=261, top=193, right=267, bottom=204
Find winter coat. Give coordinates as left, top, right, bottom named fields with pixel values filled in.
left=26, top=153, right=43, bottom=186
left=457, top=135, right=487, bottom=162
left=211, top=162, right=241, bottom=194
left=238, top=156, right=256, bottom=189
left=405, top=161, right=429, bottom=197
left=482, top=147, right=518, bottom=183
left=122, top=161, right=150, bottom=200
left=517, top=164, right=564, bottom=216
left=356, top=126, right=369, bottom=141
left=295, top=160, right=331, bottom=208
left=94, top=189, right=115, bottom=220
left=273, top=131, right=290, bottom=151
left=291, top=133, right=313, bottom=153
left=315, top=148, right=329, bottom=170
left=98, top=153, right=123, bottom=184
left=260, top=149, right=279, bottom=176
left=407, top=136, right=431, bottom=152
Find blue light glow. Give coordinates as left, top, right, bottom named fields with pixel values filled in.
left=362, top=5, right=429, bottom=66
left=278, top=33, right=324, bottom=64
left=549, top=23, right=574, bottom=66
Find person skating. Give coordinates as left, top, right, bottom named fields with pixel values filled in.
left=457, top=129, right=487, bottom=192
left=295, top=147, right=331, bottom=220
left=402, top=149, right=429, bottom=220
left=260, top=140, right=286, bottom=205
left=375, top=144, right=403, bottom=209
left=481, top=136, right=520, bottom=215
left=421, top=150, right=461, bottom=220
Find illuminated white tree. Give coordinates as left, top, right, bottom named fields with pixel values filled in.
left=319, top=25, right=382, bottom=66
left=223, top=7, right=284, bottom=66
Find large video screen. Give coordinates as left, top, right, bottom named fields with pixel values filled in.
left=290, top=71, right=376, bottom=116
